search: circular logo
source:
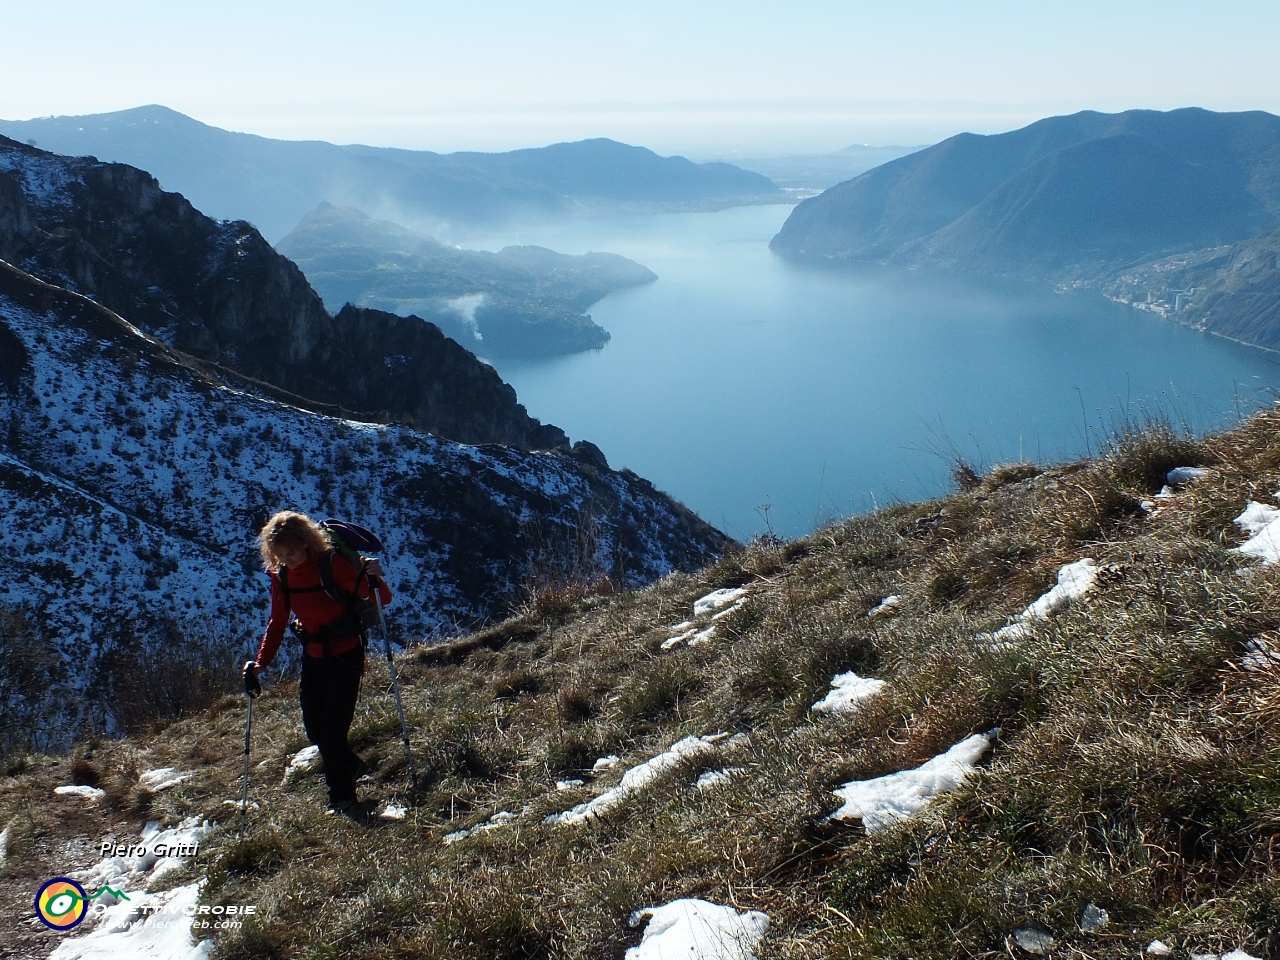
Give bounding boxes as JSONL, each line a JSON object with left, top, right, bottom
{"left": 35, "top": 877, "right": 89, "bottom": 930}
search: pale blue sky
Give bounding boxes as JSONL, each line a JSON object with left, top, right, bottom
{"left": 3, "top": 1, "right": 1277, "bottom": 155}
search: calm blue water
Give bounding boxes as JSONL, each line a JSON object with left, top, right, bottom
{"left": 465, "top": 205, "right": 1280, "bottom": 541}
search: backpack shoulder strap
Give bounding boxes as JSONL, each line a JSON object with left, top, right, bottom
{"left": 323, "top": 550, "right": 370, "bottom": 602}
{"left": 278, "top": 567, "right": 290, "bottom": 608}
{"left": 317, "top": 552, "right": 338, "bottom": 602}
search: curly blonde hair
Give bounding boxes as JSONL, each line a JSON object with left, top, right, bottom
{"left": 258, "top": 510, "right": 331, "bottom": 572}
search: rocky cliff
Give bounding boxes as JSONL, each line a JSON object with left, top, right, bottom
{"left": 0, "top": 135, "right": 566, "bottom": 449}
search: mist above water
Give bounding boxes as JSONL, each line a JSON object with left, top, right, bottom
{"left": 466, "top": 205, "right": 1279, "bottom": 541}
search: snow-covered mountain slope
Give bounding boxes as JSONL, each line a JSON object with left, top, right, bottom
{"left": 0, "top": 259, "right": 730, "bottom": 743}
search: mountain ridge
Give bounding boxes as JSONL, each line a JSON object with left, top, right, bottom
{"left": 771, "top": 108, "right": 1280, "bottom": 280}
{"left": 0, "top": 105, "right": 784, "bottom": 242}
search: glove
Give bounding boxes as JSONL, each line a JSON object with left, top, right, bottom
{"left": 242, "top": 661, "right": 262, "bottom": 698}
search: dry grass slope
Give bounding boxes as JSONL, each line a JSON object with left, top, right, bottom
{"left": 5, "top": 412, "right": 1280, "bottom": 958}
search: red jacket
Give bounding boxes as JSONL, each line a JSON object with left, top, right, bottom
{"left": 255, "top": 552, "right": 392, "bottom": 669}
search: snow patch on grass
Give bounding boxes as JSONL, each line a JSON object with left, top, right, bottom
{"left": 49, "top": 818, "right": 213, "bottom": 960}
{"left": 983, "top": 559, "right": 1099, "bottom": 642}
{"left": 830, "top": 731, "right": 995, "bottom": 833}
{"left": 54, "top": 785, "right": 105, "bottom": 801}
{"left": 139, "top": 768, "right": 191, "bottom": 792}
{"left": 626, "top": 899, "right": 769, "bottom": 960}
{"left": 47, "top": 881, "right": 211, "bottom": 960}
{"left": 1234, "top": 499, "right": 1280, "bottom": 564}
{"left": 811, "top": 672, "right": 886, "bottom": 715}
{"left": 868, "top": 595, "right": 901, "bottom": 617}
{"left": 694, "top": 588, "right": 747, "bottom": 617}
{"left": 282, "top": 746, "right": 321, "bottom": 784}
{"left": 548, "top": 735, "right": 724, "bottom": 826}
{"left": 380, "top": 803, "right": 407, "bottom": 820}
{"left": 443, "top": 810, "right": 518, "bottom": 844}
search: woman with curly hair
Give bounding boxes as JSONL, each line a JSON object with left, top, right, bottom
{"left": 243, "top": 510, "right": 391, "bottom": 813}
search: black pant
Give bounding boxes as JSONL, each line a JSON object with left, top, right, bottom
{"left": 299, "top": 645, "right": 364, "bottom": 804}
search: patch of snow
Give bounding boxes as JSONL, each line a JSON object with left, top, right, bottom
{"left": 984, "top": 559, "right": 1098, "bottom": 642}
{"left": 1167, "top": 466, "right": 1210, "bottom": 485}
{"left": 1234, "top": 501, "right": 1280, "bottom": 564}
{"left": 442, "top": 810, "right": 517, "bottom": 844}
{"left": 380, "top": 803, "right": 407, "bottom": 820}
{"left": 282, "top": 745, "right": 321, "bottom": 784}
{"left": 1146, "top": 942, "right": 1172, "bottom": 956}
{"left": 711, "top": 598, "right": 747, "bottom": 620}
{"left": 47, "top": 881, "right": 212, "bottom": 960}
{"left": 1222, "top": 951, "right": 1263, "bottom": 960}
{"left": 811, "top": 672, "right": 886, "bottom": 715}
{"left": 830, "top": 731, "right": 995, "bottom": 833}
{"left": 696, "top": 768, "right": 743, "bottom": 791}
{"left": 592, "top": 755, "right": 620, "bottom": 773}
{"left": 1024, "top": 559, "right": 1098, "bottom": 620}
{"left": 0, "top": 823, "right": 9, "bottom": 864}
{"left": 48, "top": 818, "right": 212, "bottom": 959}
{"left": 693, "top": 588, "right": 747, "bottom": 617}
{"left": 556, "top": 779, "right": 584, "bottom": 790}
{"left": 77, "top": 819, "right": 210, "bottom": 897}
{"left": 661, "top": 628, "right": 697, "bottom": 650}
{"left": 687, "top": 625, "right": 717, "bottom": 647}
{"left": 868, "top": 595, "right": 901, "bottom": 617}
{"left": 54, "top": 785, "right": 105, "bottom": 800}
{"left": 626, "top": 899, "right": 769, "bottom": 960}
{"left": 139, "top": 768, "right": 190, "bottom": 792}
{"left": 549, "top": 735, "right": 724, "bottom": 826}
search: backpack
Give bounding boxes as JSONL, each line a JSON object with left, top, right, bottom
{"left": 278, "top": 519, "right": 386, "bottom": 652}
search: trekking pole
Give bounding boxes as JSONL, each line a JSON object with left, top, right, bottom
{"left": 373, "top": 584, "right": 419, "bottom": 790}
{"left": 240, "top": 694, "right": 253, "bottom": 824}
{"left": 240, "top": 662, "right": 262, "bottom": 827}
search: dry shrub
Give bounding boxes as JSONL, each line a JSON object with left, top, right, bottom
{"left": 981, "top": 461, "right": 1042, "bottom": 491}
{"left": 1105, "top": 420, "right": 1208, "bottom": 493}
{"left": 952, "top": 460, "right": 983, "bottom": 493}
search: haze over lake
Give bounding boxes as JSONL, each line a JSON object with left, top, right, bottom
{"left": 463, "top": 205, "right": 1279, "bottom": 541}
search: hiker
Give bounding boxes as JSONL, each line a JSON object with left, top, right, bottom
{"left": 242, "top": 510, "right": 391, "bottom": 813}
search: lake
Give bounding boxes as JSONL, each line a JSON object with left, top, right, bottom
{"left": 464, "top": 205, "right": 1280, "bottom": 541}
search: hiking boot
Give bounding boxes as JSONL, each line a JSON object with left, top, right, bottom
{"left": 326, "top": 799, "right": 357, "bottom": 816}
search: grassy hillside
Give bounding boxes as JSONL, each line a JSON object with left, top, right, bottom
{"left": 6, "top": 410, "right": 1280, "bottom": 958}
